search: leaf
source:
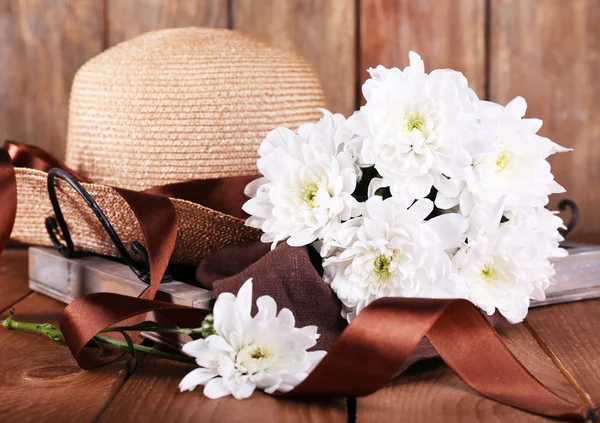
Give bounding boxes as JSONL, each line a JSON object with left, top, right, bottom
{"left": 119, "top": 330, "right": 139, "bottom": 376}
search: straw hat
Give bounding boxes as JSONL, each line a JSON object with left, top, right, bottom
{"left": 10, "top": 27, "right": 325, "bottom": 264}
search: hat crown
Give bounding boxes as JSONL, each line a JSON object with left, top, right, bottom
{"left": 65, "top": 27, "right": 325, "bottom": 190}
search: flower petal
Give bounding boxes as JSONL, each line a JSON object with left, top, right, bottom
{"left": 255, "top": 295, "right": 278, "bottom": 321}
{"left": 181, "top": 338, "right": 208, "bottom": 358}
{"left": 229, "top": 380, "right": 257, "bottom": 400}
{"left": 426, "top": 213, "right": 469, "bottom": 250}
{"left": 203, "top": 377, "right": 231, "bottom": 399}
{"left": 407, "top": 173, "right": 434, "bottom": 200}
{"left": 505, "top": 96, "right": 527, "bottom": 118}
{"left": 206, "top": 335, "right": 235, "bottom": 353}
{"left": 179, "top": 368, "right": 218, "bottom": 392}
{"left": 409, "top": 199, "right": 433, "bottom": 221}
{"left": 277, "top": 308, "right": 296, "bottom": 328}
{"left": 235, "top": 279, "right": 254, "bottom": 318}
{"left": 408, "top": 51, "right": 424, "bottom": 73}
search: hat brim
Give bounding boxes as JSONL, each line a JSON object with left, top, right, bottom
{"left": 11, "top": 168, "right": 261, "bottom": 265}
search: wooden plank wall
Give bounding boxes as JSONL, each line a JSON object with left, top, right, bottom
{"left": 489, "top": 0, "right": 600, "bottom": 240}
{"left": 1, "top": 0, "right": 598, "bottom": 241}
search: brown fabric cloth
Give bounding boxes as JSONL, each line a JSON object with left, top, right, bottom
{"left": 196, "top": 241, "right": 347, "bottom": 351}
{"left": 195, "top": 240, "right": 501, "bottom": 367}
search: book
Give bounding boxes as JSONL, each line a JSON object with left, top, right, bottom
{"left": 28, "top": 243, "right": 600, "bottom": 350}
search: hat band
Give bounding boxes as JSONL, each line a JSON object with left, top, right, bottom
{"left": 2, "top": 140, "right": 255, "bottom": 220}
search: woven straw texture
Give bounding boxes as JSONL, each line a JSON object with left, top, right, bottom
{"left": 65, "top": 27, "right": 325, "bottom": 190}
{"left": 10, "top": 27, "right": 326, "bottom": 264}
{"left": 12, "top": 168, "right": 261, "bottom": 265}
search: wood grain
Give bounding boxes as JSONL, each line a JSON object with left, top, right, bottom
{"left": 526, "top": 300, "right": 600, "bottom": 402}
{"left": 358, "top": 364, "right": 554, "bottom": 422}
{"left": 0, "top": 0, "right": 104, "bottom": 159}
{"left": 97, "top": 356, "right": 347, "bottom": 423}
{"left": 107, "top": 0, "right": 228, "bottom": 46}
{"left": 0, "top": 293, "right": 129, "bottom": 422}
{"left": 232, "top": 0, "right": 356, "bottom": 117}
{"left": 489, "top": 0, "right": 600, "bottom": 239}
{"left": 356, "top": 316, "right": 581, "bottom": 422}
{"left": 0, "top": 249, "right": 30, "bottom": 313}
{"left": 359, "top": 0, "right": 486, "bottom": 100}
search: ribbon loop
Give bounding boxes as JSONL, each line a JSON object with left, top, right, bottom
{"left": 58, "top": 184, "right": 178, "bottom": 369}
{"left": 57, "top": 290, "right": 594, "bottom": 421}
{"left": 288, "top": 297, "right": 586, "bottom": 420}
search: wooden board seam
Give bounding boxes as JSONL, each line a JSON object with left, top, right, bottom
{"left": 523, "top": 318, "right": 594, "bottom": 407}
{"left": 0, "top": 291, "right": 32, "bottom": 316}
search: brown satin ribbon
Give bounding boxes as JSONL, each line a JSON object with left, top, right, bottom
{"left": 0, "top": 141, "right": 596, "bottom": 420}
{"left": 1, "top": 140, "right": 255, "bottom": 218}
{"left": 54, "top": 292, "right": 591, "bottom": 420}
{"left": 60, "top": 187, "right": 178, "bottom": 369}
{"left": 5, "top": 141, "right": 87, "bottom": 181}
{"left": 145, "top": 177, "right": 256, "bottom": 220}
{"left": 0, "top": 148, "right": 17, "bottom": 255}
{"left": 289, "top": 298, "right": 589, "bottom": 420}
{"left": 0, "top": 140, "right": 245, "bottom": 365}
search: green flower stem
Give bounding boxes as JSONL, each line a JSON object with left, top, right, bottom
{"left": 93, "top": 335, "right": 195, "bottom": 364}
{"left": 1, "top": 313, "right": 62, "bottom": 341}
{"left": 1, "top": 309, "right": 202, "bottom": 365}
{"left": 100, "top": 326, "right": 204, "bottom": 336}
{"left": 102, "top": 313, "right": 215, "bottom": 338}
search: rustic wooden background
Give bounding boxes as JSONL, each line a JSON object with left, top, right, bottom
{"left": 1, "top": 0, "right": 598, "bottom": 241}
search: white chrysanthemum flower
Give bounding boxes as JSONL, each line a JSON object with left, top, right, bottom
{"left": 347, "top": 51, "right": 484, "bottom": 204}
{"left": 179, "top": 279, "right": 326, "bottom": 400}
{"left": 453, "top": 202, "right": 567, "bottom": 323}
{"left": 321, "top": 196, "right": 469, "bottom": 322}
{"left": 243, "top": 112, "right": 361, "bottom": 248}
{"left": 438, "top": 97, "right": 569, "bottom": 213}
{"left": 298, "top": 109, "right": 365, "bottom": 179}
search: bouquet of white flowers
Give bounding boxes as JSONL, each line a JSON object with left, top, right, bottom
{"left": 243, "top": 52, "right": 569, "bottom": 324}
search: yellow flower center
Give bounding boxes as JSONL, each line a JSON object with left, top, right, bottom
{"left": 301, "top": 183, "right": 319, "bottom": 207}
{"left": 481, "top": 264, "right": 497, "bottom": 281}
{"left": 249, "top": 346, "right": 270, "bottom": 359}
{"left": 405, "top": 112, "right": 426, "bottom": 133}
{"left": 234, "top": 344, "right": 276, "bottom": 375}
{"left": 495, "top": 151, "right": 512, "bottom": 172}
{"left": 373, "top": 255, "right": 391, "bottom": 279}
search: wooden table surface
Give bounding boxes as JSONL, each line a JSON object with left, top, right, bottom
{"left": 0, "top": 249, "right": 599, "bottom": 423}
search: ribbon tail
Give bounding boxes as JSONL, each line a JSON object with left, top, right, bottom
{"left": 59, "top": 187, "right": 178, "bottom": 369}
{"left": 57, "top": 275, "right": 592, "bottom": 420}
{"left": 59, "top": 293, "right": 210, "bottom": 369}
{"left": 287, "top": 297, "right": 589, "bottom": 421}
{"left": 427, "top": 301, "right": 588, "bottom": 420}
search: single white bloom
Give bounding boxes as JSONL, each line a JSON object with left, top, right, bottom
{"left": 299, "top": 109, "right": 366, "bottom": 179}
{"left": 179, "top": 279, "right": 326, "bottom": 399}
{"left": 438, "top": 97, "right": 569, "bottom": 213}
{"left": 243, "top": 112, "right": 361, "bottom": 248}
{"left": 321, "top": 196, "right": 468, "bottom": 322}
{"left": 503, "top": 206, "right": 568, "bottom": 299}
{"left": 453, "top": 201, "right": 567, "bottom": 323}
{"left": 347, "top": 51, "right": 484, "bottom": 204}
